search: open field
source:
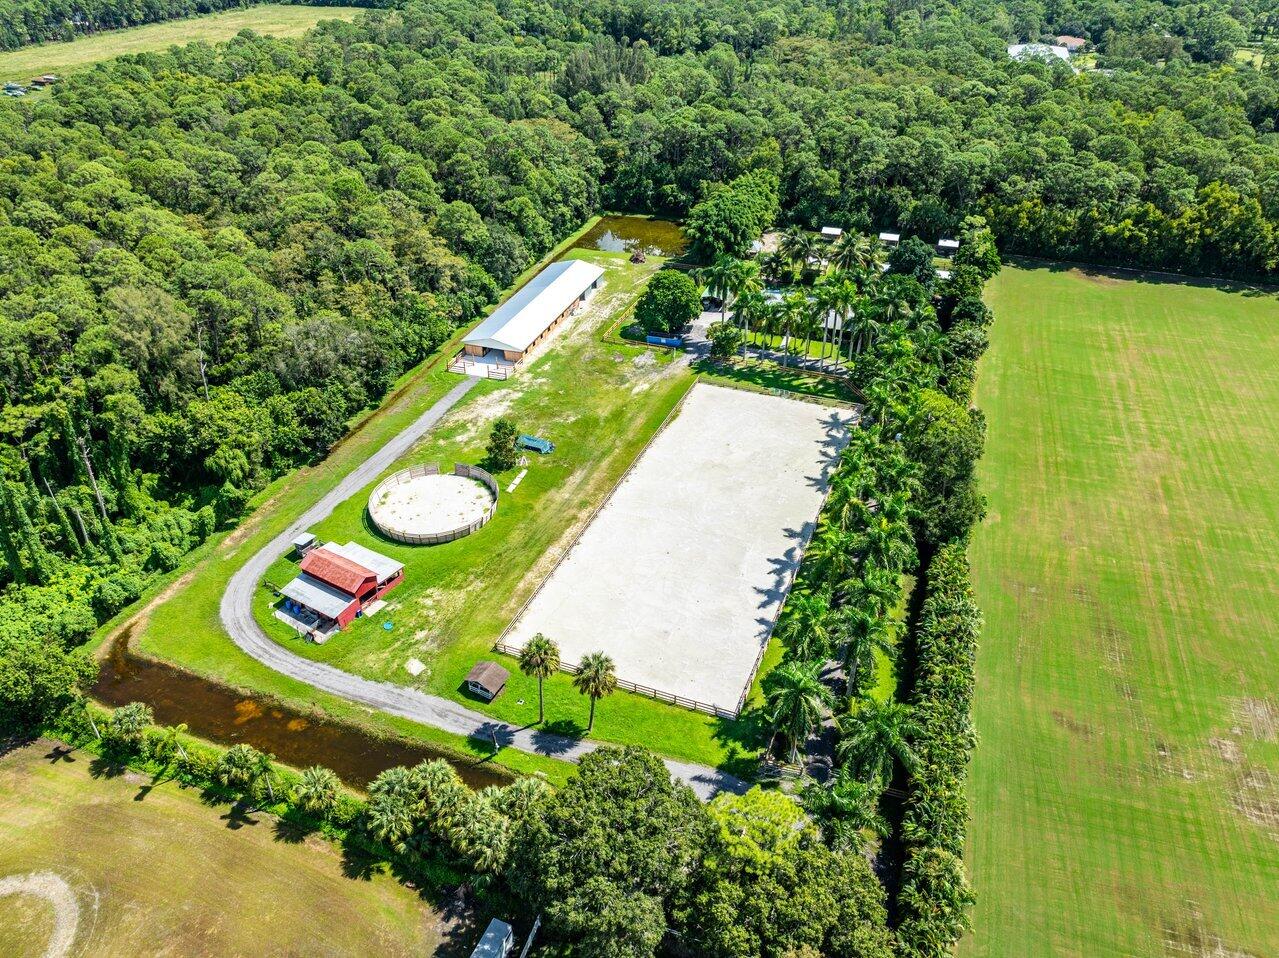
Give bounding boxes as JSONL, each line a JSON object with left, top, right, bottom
{"left": 506, "top": 382, "right": 853, "bottom": 713}
{"left": 0, "top": 740, "right": 449, "bottom": 957}
{"left": 0, "top": 6, "right": 361, "bottom": 83}
{"left": 252, "top": 250, "right": 771, "bottom": 772}
{"left": 965, "top": 264, "right": 1279, "bottom": 957}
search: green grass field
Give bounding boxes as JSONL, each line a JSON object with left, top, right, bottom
{"left": 0, "top": 740, "right": 447, "bottom": 957}
{"left": 0, "top": 5, "right": 361, "bottom": 83}
{"left": 964, "top": 263, "right": 1279, "bottom": 957}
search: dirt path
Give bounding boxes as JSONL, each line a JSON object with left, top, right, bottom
{"left": 218, "top": 376, "right": 746, "bottom": 800}
{"left": 0, "top": 872, "right": 79, "bottom": 958}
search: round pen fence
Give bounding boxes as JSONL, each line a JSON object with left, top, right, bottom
{"left": 368, "top": 463, "right": 499, "bottom": 545}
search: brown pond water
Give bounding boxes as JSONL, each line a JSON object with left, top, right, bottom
{"left": 572, "top": 215, "right": 687, "bottom": 257}
{"left": 93, "top": 630, "right": 510, "bottom": 790}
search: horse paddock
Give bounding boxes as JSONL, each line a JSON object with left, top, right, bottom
{"left": 503, "top": 382, "right": 855, "bottom": 714}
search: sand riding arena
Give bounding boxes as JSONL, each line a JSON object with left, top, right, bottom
{"left": 368, "top": 464, "right": 499, "bottom": 545}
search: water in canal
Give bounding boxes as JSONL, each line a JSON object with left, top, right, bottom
{"left": 572, "top": 215, "right": 687, "bottom": 257}
{"left": 93, "top": 629, "right": 510, "bottom": 790}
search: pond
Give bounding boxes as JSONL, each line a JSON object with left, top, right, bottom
{"left": 93, "top": 629, "right": 511, "bottom": 791}
{"left": 572, "top": 215, "right": 687, "bottom": 258}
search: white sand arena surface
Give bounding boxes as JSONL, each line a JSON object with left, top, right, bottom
{"left": 372, "top": 474, "right": 493, "bottom": 537}
{"left": 506, "top": 383, "right": 856, "bottom": 712}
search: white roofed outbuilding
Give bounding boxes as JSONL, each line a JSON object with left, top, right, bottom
{"left": 459, "top": 259, "right": 604, "bottom": 369}
{"left": 326, "top": 540, "right": 403, "bottom": 585}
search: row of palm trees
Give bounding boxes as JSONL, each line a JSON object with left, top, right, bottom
{"left": 697, "top": 229, "right": 927, "bottom": 371}
{"left": 518, "top": 632, "right": 616, "bottom": 732}
{"left": 763, "top": 406, "right": 926, "bottom": 852}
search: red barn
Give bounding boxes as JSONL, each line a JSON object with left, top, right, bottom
{"left": 278, "top": 541, "right": 404, "bottom": 637}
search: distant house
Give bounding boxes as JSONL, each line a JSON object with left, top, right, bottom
{"left": 1008, "top": 42, "right": 1072, "bottom": 64}
{"left": 470, "top": 918, "right": 515, "bottom": 958}
{"left": 819, "top": 226, "right": 843, "bottom": 241}
{"left": 1056, "top": 35, "right": 1088, "bottom": 51}
{"left": 465, "top": 661, "right": 510, "bottom": 701}
{"left": 454, "top": 259, "right": 604, "bottom": 378}
{"left": 276, "top": 542, "right": 403, "bottom": 638}
{"left": 878, "top": 231, "right": 901, "bottom": 246}
{"left": 937, "top": 238, "right": 960, "bottom": 256}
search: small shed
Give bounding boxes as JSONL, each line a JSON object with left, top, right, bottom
{"left": 937, "top": 238, "right": 960, "bottom": 255}
{"left": 466, "top": 661, "right": 510, "bottom": 701}
{"left": 819, "top": 226, "right": 843, "bottom": 241}
{"left": 292, "top": 532, "right": 318, "bottom": 557}
{"left": 936, "top": 268, "right": 953, "bottom": 280}
{"left": 470, "top": 918, "right": 515, "bottom": 958}
{"left": 878, "top": 231, "right": 901, "bottom": 245}
{"left": 1056, "top": 35, "right": 1087, "bottom": 51}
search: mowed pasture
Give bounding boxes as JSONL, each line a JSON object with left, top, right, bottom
{"left": 965, "top": 264, "right": 1279, "bottom": 957}
{"left": 0, "top": 5, "right": 361, "bottom": 83}
{"left": 0, "top": 741, "right": 445, "bottom": 957}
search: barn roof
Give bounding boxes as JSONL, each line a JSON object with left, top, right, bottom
{"left": 463, "top": 259, "right": 604, "bottom": 354}
{"left": 326, "top": 541, "right": 402, "bottom": 584}
{"left": 280, "top": 573, "right": 357, "bottom": 619}
{"left": 300, "top": 547, "right": 376, "bottom": 595}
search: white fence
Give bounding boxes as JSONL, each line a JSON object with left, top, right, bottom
{"left": 368, "top": 463, "right": 500, "bottom": 545}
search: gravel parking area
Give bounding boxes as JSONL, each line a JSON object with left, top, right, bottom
{"left": 505, "top": 383, "right": 855, "bottom": 712}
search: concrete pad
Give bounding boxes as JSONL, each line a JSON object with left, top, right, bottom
{"left": 404, "top": 657, "right": 426, "bottom": 677}
{"left": 505, "top": 383, "right": 855, "bottom": 712}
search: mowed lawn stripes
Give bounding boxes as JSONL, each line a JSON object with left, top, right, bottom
{"left": 964, "top": 264, "right": 1279, "bottom": 958}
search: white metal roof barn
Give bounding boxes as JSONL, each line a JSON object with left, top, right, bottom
{"left": 463, "top": 258, "right": 604, "bottom": 355}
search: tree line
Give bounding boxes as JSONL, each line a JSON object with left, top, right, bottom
{"left": 0, "top": 0, "right": 392, "bottom": 52}
{"left": 53, "top": 696, "right": 898, "bottom": 958}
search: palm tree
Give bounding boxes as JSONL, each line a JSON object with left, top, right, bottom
{"left": 108, "top": 701, "right": 153, "bottom": 752}
{"left": 778, "top": 291, "right": 808, "bottom": 366}
{"left": 838, "top": 698, "right": 920, "bottom": 786}
{"left": 807, "top": 525, "right": 862, "bottom": 589}
{"left": 519, "top": 633, "right": 560, "bottom": 724}
{"left": 149, "top": 722, "right": 189, "bottom": 770}
{"left": 293, "top": 765, "right": 340, "bottom": 817}
{"left": 764, "top": 659, "right": 833, "bottom": 764}
{"left": 774, "top": 590, "right": 834, "bottom": 661}
{"left": 697, "top": 255, "right": 738, "bottom": 327}
{"left": 727, "top": 258, "right": 762, "bottom": 355}
{"left": 572, "top": 652, "right": 617, "bottom": 732}
{"left": 816, "top": 274, "right": 859, "bottom": 369}
{"left": 759, "top": 251, "right": 787, "bottom": 286}
{"left": 830, "top": 232, "right": 881, "bottom": 278}
{"left": 856, "top": 514, "right": 917, "bottom": 574}
{"left": 367, "top": 766, "right": 418, "bottom": 850}
{"left": 803, "top": 766, "right": 890, "bottom": 852}
{"left": 733, "top": 287, "right": 767, "bottom": 359}
{"left": 855, "top": 564, "right": 902, "bottom": 617}
{"left": 217, "top": 743, "right": 276, "bottom": 803}
{"left": 835, "top": 606, "right": 896, "bottom": 698}
{"left": 779, "top": 226, "right": 820, "bottom": 281}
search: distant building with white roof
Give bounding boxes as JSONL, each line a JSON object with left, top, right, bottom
{"left": 455, "top": 259, "right": 604, "bottom": 377}
{"left": 819, "top": 226, "right": 843, "bottom": 240}
{"left": 1008, "top": 42, "right": 1072, "bottom": 64}
{"left": 878, "top": 231, "right": 901, "bottom": 245}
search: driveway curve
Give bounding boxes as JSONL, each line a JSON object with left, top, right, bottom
{"left": 0, "top": 872, "right": 80, "bottom": 958}
{"left": 220, "top": 377, "right": 747, "bottom": 799}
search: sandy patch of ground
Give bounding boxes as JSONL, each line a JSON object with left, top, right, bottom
{"left": 505, "top": 382, "right": 855, "bottom": 712}
{"left": 0, "top": 872, "right": 80, "bottom": 958}
{"left": 370, "top": 474, "right": 493, "bottom": 538}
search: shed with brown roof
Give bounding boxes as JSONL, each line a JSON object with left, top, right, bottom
{"left": 465, "top": 661, "right": 510, "bottom": 701}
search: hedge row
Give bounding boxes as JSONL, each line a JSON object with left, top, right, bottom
{"left": 896, "top": 542, "right": 981, "bottom": 956}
